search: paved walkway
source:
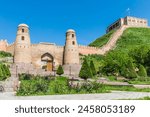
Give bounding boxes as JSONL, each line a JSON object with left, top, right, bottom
{"left": 0, "top": 91, "right": 150, "bottom": 100}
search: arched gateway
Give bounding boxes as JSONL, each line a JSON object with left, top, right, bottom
{"left": 41, "top": 53, "right": 54, "bottom": 71}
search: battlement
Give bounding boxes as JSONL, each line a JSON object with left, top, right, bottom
{"left": 0, "top": 39, "right": 8, "bottom": 51}
{"left": 56, "top": 46, "right": 64, "bottom": 48}
{"left": 78, "top": 45, "right": 99, "bottom": 50}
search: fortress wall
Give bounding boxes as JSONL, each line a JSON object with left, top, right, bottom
{"left": 78, "top": 45, "right": 103, "bottom": 55}
{"left": 31, "top": 44, "right": 64, "bottom": 68}
{"left": 6, "top": 43, "right": 15, "bottom": 55}
{"left": 0, "top": 40, "right": 8, "bottom": 52}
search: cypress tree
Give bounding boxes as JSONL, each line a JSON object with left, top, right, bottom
{"left": 56, "top": 65, "right": 64, "bottom": 76}
{"left": 79, "top": 59, "right": 93, "bottom": 80}
{"left": 128, "top": 61, "right": 137, "bottom": 79}
{"left": 138, "top": 64, "right": 147, "bottom": 77}
{"left": 90, "top": 60, "right": 97, "bottom": 76}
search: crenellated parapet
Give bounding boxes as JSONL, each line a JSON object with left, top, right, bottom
{"left": 78, "top": 45, "right": 102, "bottom": 55}
{"left": 0, "top": 39, "right": 8, "bottom": 51}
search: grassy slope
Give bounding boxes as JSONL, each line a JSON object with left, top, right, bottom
{"left": 87, "top": 27, "right": 150, "bottom": 74}
{"left": 89, "top": 30, "right": 115, "bottom": 47}
{"left": 89, "top": 27, "right": 150, "bottom": 52}
{"left": 115, "top": 27, "right": 150, "bottom": 52}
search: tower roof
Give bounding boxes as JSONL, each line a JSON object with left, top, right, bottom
{"left": 18, "top": 23, "right": 29, "bottom": 28}
{"left": 66, "top": 29, "right": 75, "bottom": 33}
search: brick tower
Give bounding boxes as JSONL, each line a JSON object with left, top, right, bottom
{"left": 64, "top": 29, "right": 80, "bottom": 65}
{"left": 14, "top": 24, "right": 31, "bottom": 64}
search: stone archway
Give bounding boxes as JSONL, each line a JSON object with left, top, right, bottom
{"left": 41, "top": 53, "right": 54, "bottom": 71}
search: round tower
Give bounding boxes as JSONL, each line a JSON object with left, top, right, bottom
{"left": 64, "top": 29, "right": 80, "bottom": 65}
{"left": 14, "top": 24, "right": 31, "bottom": 64}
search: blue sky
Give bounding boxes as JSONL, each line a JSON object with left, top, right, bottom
{"left": 0, "top": 0, "right": 150, "bottom": 45}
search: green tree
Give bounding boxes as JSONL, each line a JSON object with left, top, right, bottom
{"left": 138, "top": 65, "right": 147, "bottom": 77}
{"left": 90, "top": 60, "right": 97, "bottom": 76}
{"left": 79, "top": 59, "right": 93, "bottom": 80}
{"left": 56, "top": 65, "right": 64, "bottom": 76}
{"left": 127, "top": 61, "right": 137, "bottom": 79}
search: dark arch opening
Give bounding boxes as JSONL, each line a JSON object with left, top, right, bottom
{"left": 41, "top": 53, "right": 54, "bottom": 71}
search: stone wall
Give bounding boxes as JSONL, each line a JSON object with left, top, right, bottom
{"left": 31, "top": 44, "right": 64, "bottom": 68}
{"left": 0, "top": 40, "right": 8, "bottom": 51}
{"left": 78, "top": 45, "right": 102, "bottom": 55}
{"left": 6, "top": 43, "right": 15, "bottom": 55}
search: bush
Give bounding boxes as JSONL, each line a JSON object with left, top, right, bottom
{"left": 138, "top": 65, "right": 147, "bottom": 77}
{"left": 0, "top": 63, "right": 10, "bottom": 81}
{"left": 56, "top": 65, "right": 64, "bottom": 75}
{"left": 17, "top": 77, "right": 49, "bottom": 96}
{"left": 90, "top": 60, "right": 97, "bottom": 76}
{"left": 79, "top": 59, "right": 93, "bottom": 80}
{"left": 0, "top": 51, "right": 12, "bottom": 58}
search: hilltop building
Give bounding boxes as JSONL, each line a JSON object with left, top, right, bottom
{"left": 107, "top": 16, "right": 148, "bottom": 33}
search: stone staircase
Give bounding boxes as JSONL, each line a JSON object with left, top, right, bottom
{"left": 100, "top": 25, "right": 128, "bottom": 54}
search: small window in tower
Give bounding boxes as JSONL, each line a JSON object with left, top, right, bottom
{"left": 72, "top": 41, "right": 75, "bottom": 45}
{"left": 21, "top": 36, "right": 25, "bottom": 41}
{"left": 22, "top": 29, "right": 24, "bottom": 33}
{"left": 72, "top": 34, "right": 74, "bottom": 38}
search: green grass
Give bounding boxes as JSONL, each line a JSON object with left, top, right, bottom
{"left": 89, "top": 30, "right": 115, "bottom": 47}
{"left": 135, "top": 96, "right": 150, "bottom": 100}
{"left": 104, "top": 85, "right": 150, "bottom": 92}
{"left": 128, "top": 81, "right": 150, "bottom": 85}
{"left": 115, "top": 27, "right": 150, "bottom": 52}
{"left": 120, "top": 96, "right": 150, "bottom": 100}
{"left": 17, "top": 75, "right": 110, "bottom": 96}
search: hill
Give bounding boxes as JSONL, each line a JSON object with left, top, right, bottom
{"left": 89, "top": 27, "right": 150, "bottom": 52}
{"left": 115, "top": 27, "right": 150, "bottom": 52}
{"left": 89, "top": 30, "right": 115, "bottom": 47}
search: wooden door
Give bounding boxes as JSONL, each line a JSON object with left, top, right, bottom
{"left": 47, "top": 61, "right": 53, "bottom": 71}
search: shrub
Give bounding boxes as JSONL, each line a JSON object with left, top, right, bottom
{"left": 17, "top": 77, "right": 49, "bottom": 95}
{"left": 79, "top": 59, "right": 93, "bottom": 80}
{"left": 138, "top": 65, "right": 147, "bottom": 77}
{"left": 0, "top": 63, "right": 10, "bottom": 81}
{"left": 56, "top": 65, "right": 64, "bottom": 75}
{"left": 0, "top": 51, "right": 12, "bottom": 58}
{"left": 90, "top": 60, "right": 97, "bottom": 76}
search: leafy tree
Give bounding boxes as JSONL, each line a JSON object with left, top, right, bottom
{"left": 0, "top": 51, "right": 12, "bottom": 58}
{"left": 79, "top": 59, "right": 93, "bottom": 80}
{"left": 138, "top": 64, "right": 147, "bottom": 77}
{"left": 0, "top": 64, "right": 4, "bottom": 80}
{"left": 56, "top": 65, "right": 64, "bottom": 76}
{"left": 127, "top": 60, "right": 137, "bottom": 79}
{"left": 3, "top": 64, "right": 10, "bottom": 77}
{"left": 129, "top": 45, "right": 150, "bottom": 65}
{"left": 90, "top": 60, "right": 97, "bottom": 76}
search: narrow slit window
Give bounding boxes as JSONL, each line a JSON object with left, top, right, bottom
{"left": 72, "top": 41, "right": 75, "bottom": 45}
{"left": 22, "top": 29, "right": 24, "bottom": 33}
{"left": 72, "top": 34, "right": 74, "bottom": 38}
{"left": 22, "top": 36, "right": 25, "bottom": 41}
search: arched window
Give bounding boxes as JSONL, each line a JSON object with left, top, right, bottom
{"left": 72, "top": 34, "right": 74, "bottom": 38}
{"left": 21, "top": 36, "right": 25, "bottom": 41}
{"left": 22, "top": 29, "right": 24, "bottom": 33}
{"left": 72, "top": 41, "right": 75, "bottom": 45}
